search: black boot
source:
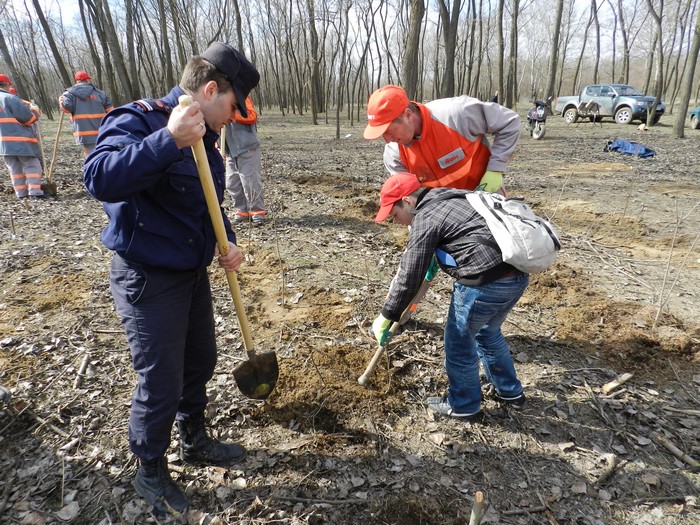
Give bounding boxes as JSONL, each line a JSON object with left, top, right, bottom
{"left": 133, "top": 457, "right": 189, "bottom": 517}
{"left": 178, "top": 413, "right": 246, "bottom": 467}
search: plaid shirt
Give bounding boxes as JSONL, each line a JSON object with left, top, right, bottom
{"left": 381, "top": 188, "right": 505, "bottom": 321}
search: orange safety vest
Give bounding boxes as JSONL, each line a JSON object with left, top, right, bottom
{"left": 398, "top": 103, "right": 491, "bottom": 190}
{"left": 235, "top": 97, "right": 257, "bottom": 125}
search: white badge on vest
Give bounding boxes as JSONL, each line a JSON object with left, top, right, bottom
{"left": 437, "top": 147, "right": 465, "bottom": 169}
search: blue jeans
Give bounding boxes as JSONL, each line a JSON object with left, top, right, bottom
{"left": 444, "top": 272, "right": 529, "bottom": 414}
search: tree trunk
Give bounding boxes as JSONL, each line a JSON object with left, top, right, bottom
{"left": 673, "top": 0, "right": 700, "bottom": 138}
{"left": 0, "top": 29, "right": 29, "bottom": 99}
{"left": 497, "top": 0, "right": 504, "bottom": 101}
{"left": 157, "top": 0, "right": 175, "bottom": 90}
{"left": 644, "top": 0, "right": 663, "bottom": 127}
{"left": 591, "top": 0, "right": 601, "bottom": 84}
{"left": 437, "top": 0, "right": 463, "bottom": 98}
{"left": 306, "top": 0, "right": 321, "bottom": 124}
{"left": 30, "top": 0, "right": 72, "bottom": 88}
{"left": 402, "top": 0, "right": 426, "bottom": 99}
{"left": 544, "top": 0, "right": 564, "bottom": 100}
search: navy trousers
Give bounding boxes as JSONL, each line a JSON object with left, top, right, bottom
{"left": 110, "top": 254, "right": 217, "bottom": 460}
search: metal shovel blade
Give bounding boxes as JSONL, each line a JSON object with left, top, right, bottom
{"left": 233, "top": 350, "right": 279, "bottom": 400}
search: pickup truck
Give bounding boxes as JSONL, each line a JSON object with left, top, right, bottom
{"left": 552, "top": 84, "right": 665, "bottom": 125}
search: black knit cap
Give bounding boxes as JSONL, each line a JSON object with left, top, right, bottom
{"left": 200, "top": 42, "right": 260, "bottom": 117}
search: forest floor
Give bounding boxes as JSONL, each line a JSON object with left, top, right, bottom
{"left": 1, "top": 108, "right": 699, "bottom": 525}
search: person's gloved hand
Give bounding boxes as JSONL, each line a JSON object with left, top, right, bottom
{"left": 371, "top": 314, "right": 393, "bottom": 346}
{"left": 425, "top": 255, "right": 440, "bottom": 282}
{"left": 476, "top": 170, "right": 503, "bottom": 192}
{"left": 29, "top": 102, "right": 41, "bottom": 114}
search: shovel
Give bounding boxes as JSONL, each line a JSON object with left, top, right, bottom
{"left": 43, "top": 111, "right": 64, "bottom": 196}
{"left": 179, "top": 95, "right": 278, "bottom": 400}
{"left": 358, "top": 278, "right": 432, "bottom": 386}
{"left": 32, "top": 101, "right": 57, "bottom": 196}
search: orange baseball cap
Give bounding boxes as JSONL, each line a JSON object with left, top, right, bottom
{"left": 363, "top": 85, "right": 409, "bottom": 140}
{"left": 0, "top": 74, "right": 13, "bottom": 85}
{"left": 75, "top": 71, "right": 92, "bottom": 81}
{"left": 375, "top": 172, "right": 421, "bottom": 222}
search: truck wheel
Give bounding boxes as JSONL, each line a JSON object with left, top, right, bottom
{"left": 690, "top": 115, "right": 699, "bottom": 130}
{"left": 614, "top": 107, "right": 634, "bottom": 125}
{"left": 563, "top": 108, "right": 578, "bottom": 124}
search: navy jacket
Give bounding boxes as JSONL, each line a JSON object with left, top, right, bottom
{"left": 84, "top": 86, "right": 236, "bottom": 270}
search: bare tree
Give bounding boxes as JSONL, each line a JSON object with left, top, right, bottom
{"left": 436, "top": 0, "right": 463, "bottom": 97}
{"left": 645, "top": 0, "right": 664, "bottom": 126}
{"left": 30, "top": 0, "right": 72, "bottom": 89}
{"left": 402, "top": 0, "right": 426, "bottom": 99}
{"left": 306, "top": 0, "right": 321, "bottom": 123}
{"left": 591, "top": 0, "right": 601, "bottom": 83}
{"left": 673, "top": 0, "right": 700, "bottom": 137}
{"left": 544, "top": 0, "right": 565, "bottom": 100}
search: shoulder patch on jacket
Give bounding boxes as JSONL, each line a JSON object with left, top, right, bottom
{"left": 133, "top": 98, "right": 171, "bottom": 114}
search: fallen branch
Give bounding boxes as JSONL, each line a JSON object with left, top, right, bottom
{"left": 73, "top": 354, "right": 90, "bottom": 389}
{"left": 468, "top": 491, "right": 484, "bottom": 525}
{"left": 602, "top": 373, "right": 634, "bottom": 395}
{"left": 502, "top": 505, "right": 547, "bottom": 516}
{"left": 664, "top": 406, "right": 700, "bottom": 417}
{"left": 545, "top": 509, "right": 561, "bottom": 525}
{"left": 272, "top": 495, "right": 369, "bottom": 505}
{"left": 652, "top": 433, "right": 700, "bottom": 469}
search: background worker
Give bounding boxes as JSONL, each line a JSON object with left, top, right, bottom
{"left": 59, "top": 71, "right": 113, "bottom": 156}
{"left": 224, "top": 96, "right": 267, "bottom": 224}
{"left": 83, "top": 42, "right": 259, "bottom": 517}
{"left": 371, "top": 173, "right": 529, "bottom": 421}
{"left": 0, "top": 74, "right": 45, "bottom": 199}
{"left": 363, "top": 85, "right": 520, "bottom": 194}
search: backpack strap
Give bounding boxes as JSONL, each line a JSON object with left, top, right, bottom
{"left": 421, "top": 191, "right": 499, "bottom": 252}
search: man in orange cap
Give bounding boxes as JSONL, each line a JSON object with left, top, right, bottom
{"left": 370, "top": 172, "right": 528, "bottom": 422}
{"left": 0, "top": 74, "right": 45, "bottom": 199}
{"left": 363, "top": 85, "right": 520, "bottom": 194}
{"left": 59, "top": 71, "right": 113, "bottom": 156}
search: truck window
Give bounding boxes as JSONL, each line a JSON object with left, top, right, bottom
{"left": 585, "top": 86, "right": 601, "bottom": 96}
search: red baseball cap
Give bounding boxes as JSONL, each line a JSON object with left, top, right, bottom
{"left": 375, "top": 172, "right": 422, "bottom": 222}
{"left": 0, "top": 74, "right": 13, "bottom": 85}
{"left": 75, "top": 71, "right": 92, "bottom": 81}
{"left": 364, "top": 85, "right": 409, "bottom": 140}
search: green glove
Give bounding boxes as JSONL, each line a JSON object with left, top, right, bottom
{"left": 476, "top": 170, "right": 503, "bottom": 192}
{"left": 371, "top": 314, "right": 393, "bottom": 346}
{"left": 425, "top": 255, "right": 440, "bottom": 282}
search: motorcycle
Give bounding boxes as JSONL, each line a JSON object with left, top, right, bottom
{"left": 525, "top": 97, "right": 552, "bottom": 140}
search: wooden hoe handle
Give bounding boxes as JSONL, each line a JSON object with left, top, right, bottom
{"left": 178, "top": 95, "right": 254, "bottom": 353}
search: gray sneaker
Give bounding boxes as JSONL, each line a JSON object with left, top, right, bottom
{"left": 427, "top": 396, "right": 483, "bottom": 422}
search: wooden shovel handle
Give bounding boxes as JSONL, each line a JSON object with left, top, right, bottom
{"left": 358, "top": 322, "right": 399, "bottom": 386}
{"left": 47, "top": 112, "right": 65, "bottom": 184}
{"left": 179, "top": 95, "right": 254, "bottom": 353}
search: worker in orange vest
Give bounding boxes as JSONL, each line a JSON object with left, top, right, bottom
{"left": 224, "top": 96, "right": 266, "bottom": 225}
{"left": 0, "top": 74, "right": 45, "bottom": 199}
{"left": 59, "top": 71, "right": 114, "bottom": 156}
{"left": 363, "top": 85, "right": 520, "bottom": 194}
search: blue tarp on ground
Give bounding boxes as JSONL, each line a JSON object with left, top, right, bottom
{"left": 604, "top": 138, "right": 656, "bottom": 158}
